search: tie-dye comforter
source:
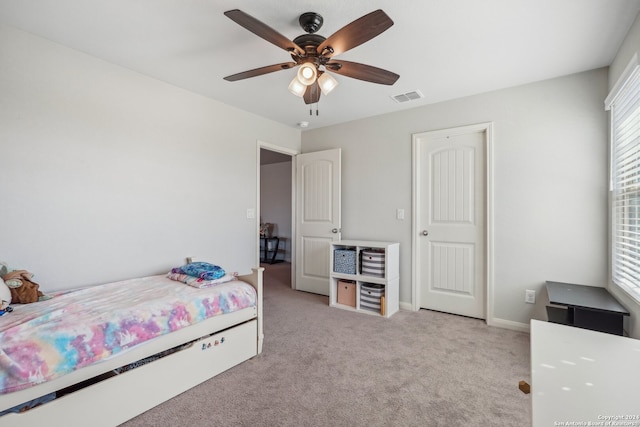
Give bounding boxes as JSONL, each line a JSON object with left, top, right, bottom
{"left": 0, "top": 275, "right": 257, "bottom": 394}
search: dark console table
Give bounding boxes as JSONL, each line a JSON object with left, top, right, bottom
{"left": 260, "top": 236, "right": 283, "bottom": 264}
{"left": 545, "top": 281, "right": 629, "bottom": 336}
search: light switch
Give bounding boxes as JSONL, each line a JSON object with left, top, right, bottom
{"left": 246, "top": 208, "right": 255, "bottom": 219}
{"left": 396, "top": 208, "right": 405, "bottom": 220}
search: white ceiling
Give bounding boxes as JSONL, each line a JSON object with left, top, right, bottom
{"left": 1, "top": 0, "right": 639, "bottom": 130}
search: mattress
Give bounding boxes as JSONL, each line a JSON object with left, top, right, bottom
{"left": 0, "top": 275, "right": 257, "bottom": 395}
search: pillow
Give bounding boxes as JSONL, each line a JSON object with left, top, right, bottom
{"left": 166, "top": 272, "right": 237, "bottom": 289}
{"left": 170, "top": 262, "right": 226, "bottom": 280}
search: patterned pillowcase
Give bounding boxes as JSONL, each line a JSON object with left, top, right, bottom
{"left": 170, "top": 262, "right": 226, "bottom": 280}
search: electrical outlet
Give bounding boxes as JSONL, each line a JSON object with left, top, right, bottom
{"left": 525, "top": 289, "right": 536, "bottom": 304}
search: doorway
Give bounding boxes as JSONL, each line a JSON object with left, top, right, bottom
{"left": 412, "top": 123, "right": 494, "bottom": 320}
{"left": 258, "top": 143, "right": 342, "bottom": 295}
{"left": 259, "top": 146, "right": 293, "bottom": 286}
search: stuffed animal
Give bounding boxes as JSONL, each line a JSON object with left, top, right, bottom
{"left": 0, "top": 262, "right": 46, "bottom": 304}
{"left": 0, "top": 277, "right": 11, "bottom": 310}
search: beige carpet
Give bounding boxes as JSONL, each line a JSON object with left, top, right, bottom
{"left": 123, "top": 263, "right": 531, "bottom": 426}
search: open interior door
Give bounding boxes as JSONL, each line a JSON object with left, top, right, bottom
{"left": 295, "top": 149, "right": 341, "bottom": 295}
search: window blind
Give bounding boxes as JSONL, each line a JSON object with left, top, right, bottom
{"left": 611, "top": 65, "right": 640, "bottom": 302}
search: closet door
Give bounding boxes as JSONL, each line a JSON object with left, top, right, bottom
{"left": 414, "top": 125, "right": 488, "bottom": 319}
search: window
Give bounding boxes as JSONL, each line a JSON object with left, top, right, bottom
{"left": 607, "top": 55, "right": 640, "bottom": 302}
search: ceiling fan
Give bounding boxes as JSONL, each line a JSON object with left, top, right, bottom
{"left": 223, "top": 9, "right": 400, "bottom": 106}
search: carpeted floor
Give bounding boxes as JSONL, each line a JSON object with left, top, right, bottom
{"left": 123, "top": 263, "right": 531, "bottom": 426}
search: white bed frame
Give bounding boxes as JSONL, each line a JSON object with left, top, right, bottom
{"left": 0, "top": 267, "right": 264, "bottom": 427}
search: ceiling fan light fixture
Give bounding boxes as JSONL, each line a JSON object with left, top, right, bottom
{"left": 288, "top": 76, "right": 307, "bottom": 97}
{"left": 318, "top": 72, "right": 338, "bottom": 95}
{"left": 297, "top": 63, "right": 317, "bottom": 86}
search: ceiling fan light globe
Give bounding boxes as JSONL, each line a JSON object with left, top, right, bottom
{"left": 297, "top": 63, "right": 317, "bottom": 86}
{"left": 318, "top": 72, "right": 338, "bottom": 95}
{"left": 300, "top": 66, "right": 314, "bottom": 79}
{"left": 288, "top": 77, "right": 306, "bottom": 97}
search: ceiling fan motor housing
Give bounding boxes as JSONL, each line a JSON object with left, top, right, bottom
{"left": 292, "top": 33, "right": 326, "bottom": 60}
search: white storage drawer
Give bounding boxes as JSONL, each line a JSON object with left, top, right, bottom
{"left": 360, "top": 283, "right": 385, "bottom": 313}
{"left": 360, "top": 249, "right": 385, "bottom": 277}
{"left": 333, "top": 249, "right": 357, "bottom": 274}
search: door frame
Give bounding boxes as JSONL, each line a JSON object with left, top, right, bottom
{"left": 257, "top": 140, "right": 299, "bottom": 289}
{"left": 411, "top": 122, "right": 495, "bottom": 324}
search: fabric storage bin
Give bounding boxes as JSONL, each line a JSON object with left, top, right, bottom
{"left": 334, "top": 249, "right": 357, "bottom": 274}
{"left": 337, "top": 280, "right": 356, "bottom": 307}
{"left": 360, "top": 249, "right": 385, "bottom": 277}
{"left": 360, "top": 283, "right": 385, "bottom": 313}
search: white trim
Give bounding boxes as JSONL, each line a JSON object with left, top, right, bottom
{"left": 605, "top": 52, "right": 639, "bottom": 110}
{"left": 256, "top": 143, "right": 262, "bottom": 267}
{"left": 258, "top": 140, "right": 298, "bottom": 157}
{"left": 411, "top": 135, "right": 419, "bottom": 310}
{"left": 399, "top": 301, "right": 413, "bottom": 311}
{"left": 290, "top": 155, "right": 297, "bottom": 289}
{"left": 488, "top": 317, "right": 530, "bottom": 333}
{"left": 485, "top": 123, "right": 496, "bottom": 326}
{"left": 411, "top": 122, "right": 494, "bottom": 323}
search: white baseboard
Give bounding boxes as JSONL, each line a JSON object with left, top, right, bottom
{"left": 399, "top": 301, "right": 413, "bottom": 311}
{"left": 400, "top": 302, "right": 531, "bottom": 333}
{"left": 487, "top": 316, "right": 530, "bottom": 333}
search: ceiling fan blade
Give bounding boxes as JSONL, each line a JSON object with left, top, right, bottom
{"left": 303, "top": 81, "right": 321, "bottom": 105}
{"left": 317, "top": 10, "right": 393, "bottom": 58}
{"left": 224, "top": 62, "right": 297, "bottom": 81}
{"left": 225, "top": 9, "right": 304, "bottom": 56}
{"left": 325, "top": 60, "right": 399, "bottom": 85}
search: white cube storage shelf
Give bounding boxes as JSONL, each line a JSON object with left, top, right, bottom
{"left": 329, "top": 240, "right": 399, "bottom": 318}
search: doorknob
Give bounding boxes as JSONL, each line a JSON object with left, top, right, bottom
{"left": 332, "top": 228, "right": 339, "bottom": 233}
{"left": 422, "top": 230, "right": 429, "bottom": 236}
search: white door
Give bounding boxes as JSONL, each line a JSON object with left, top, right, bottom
{"left": 414, "top": 125, "right": 487, "bottom": 319}
{"left": 295, "top": 149, "right": 341, "bottom": 295}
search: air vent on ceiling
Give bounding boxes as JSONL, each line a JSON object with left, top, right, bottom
{"left": 391, "top": 90, "right": 424, "bottom": 103}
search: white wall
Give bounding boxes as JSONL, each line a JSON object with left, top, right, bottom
{"left": 606, "top": 12, "right": 640, "bottom": 338}
{"left": 302, "top": 68, "right": 609, "bottom": 330}
{"left": 260, "top": 161, "right": 292, "bottom": 262}
{"left": 0, "top": 24, "right": 300, "bottom": 291}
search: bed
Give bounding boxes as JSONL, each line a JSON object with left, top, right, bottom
{"left": 0, "top": 266, "right": 264, "bottom": 427}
